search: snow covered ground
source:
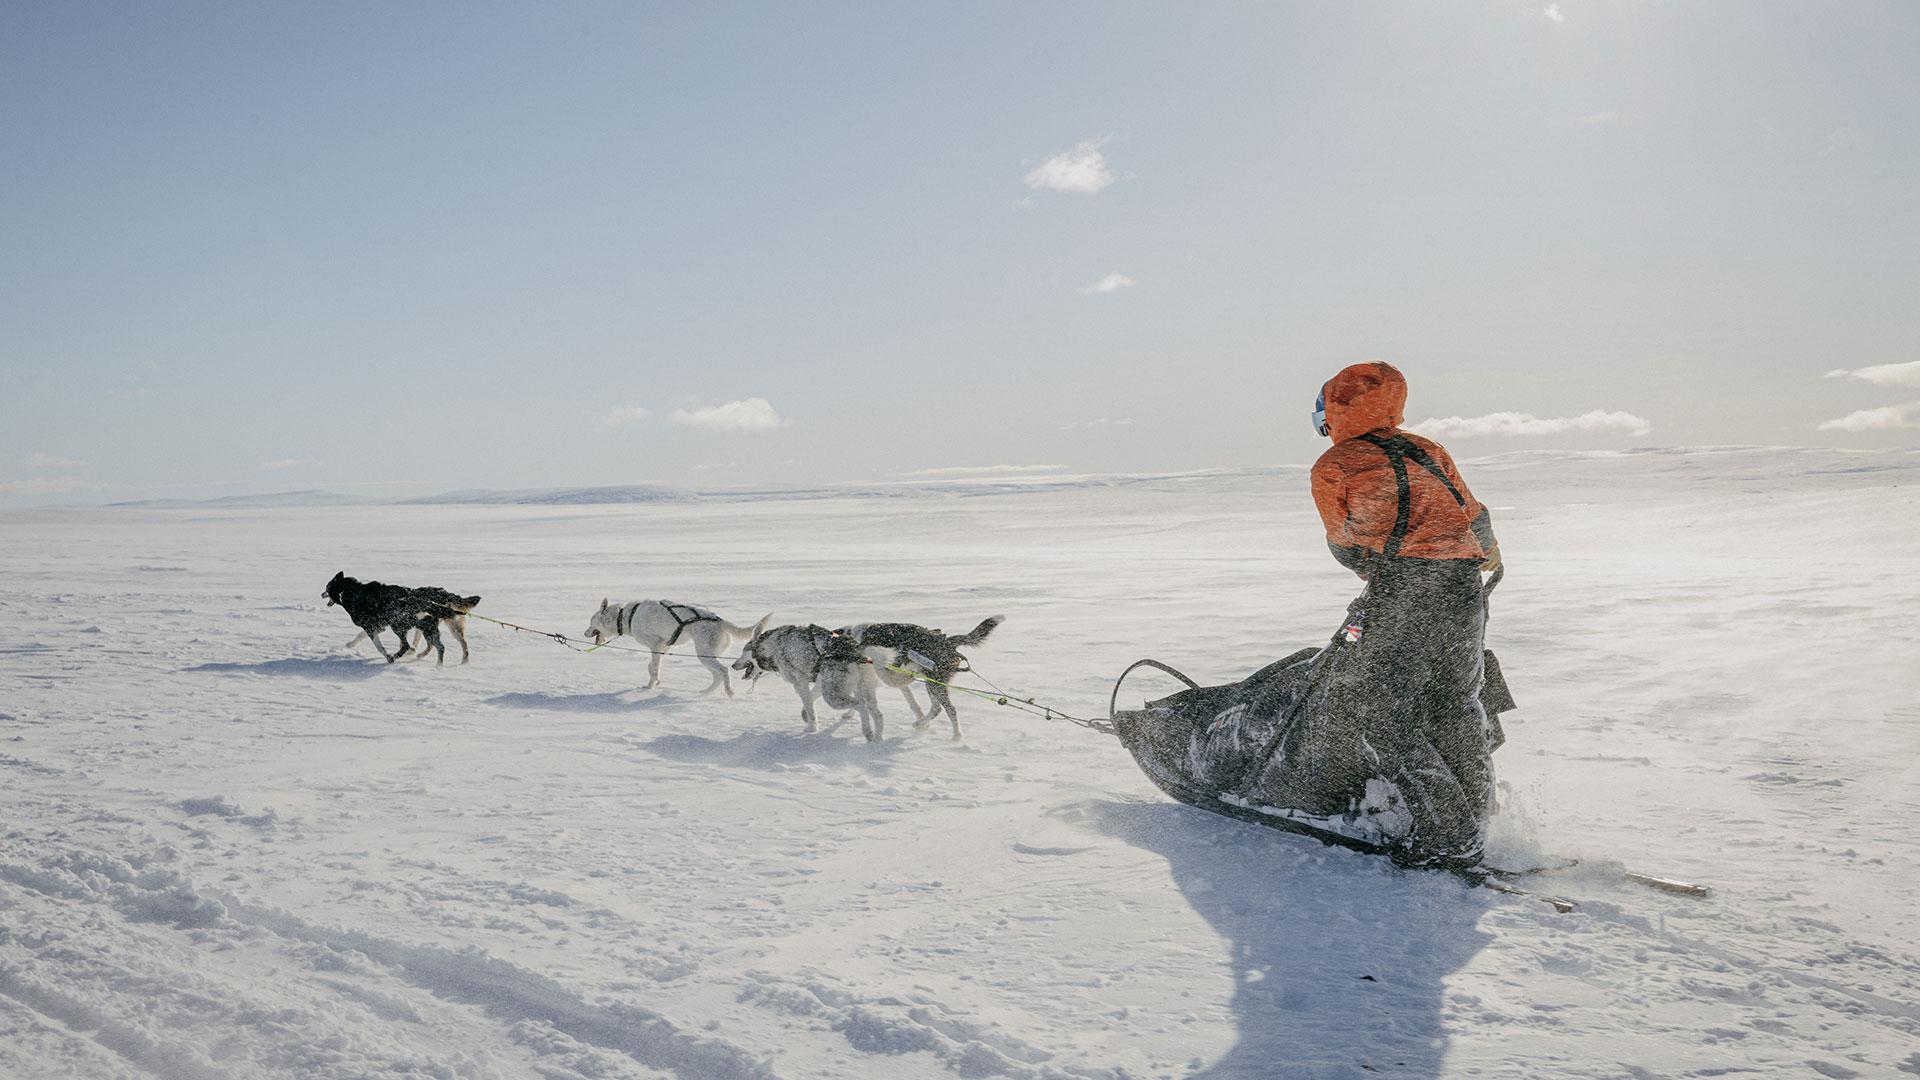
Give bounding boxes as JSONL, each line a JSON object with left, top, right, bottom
{"left": 2, "top": 447, "right": 1917, "bottom": 1080}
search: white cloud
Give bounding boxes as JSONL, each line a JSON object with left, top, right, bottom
{"left": 666, "top": 398, "right": 784, "bottom": 432}
{"left": 1079, "top": 273, "right": 1138, "bottom": 295}
{"left": 1542, "top": 3, "right": 1565, "bottom": 22}
{"left": 900, "top": 464, "right": 1065, "bottom": 478}
{"left": 258, "top": 457, "right": 317, "bottom": 472}
{"left": 1059, "top": 417, "right": 1137, "bottom": 432}
{"left": 602, "top": 405, "right": 655, "bottom": 428}
{"left": 1412, "top": 409, "right": 1652, "bottom": 438}
{"left": 1024, "top": 139, "right": 1115, "bottom": 195}
{"left": 1824, "top": 360, "right": 1920, "bottom": 388}
{"left": 0, "top": 477, "right": 107, "bottom": 496}
{"left": 1817, "top": 401, "right": 1920, "bottom": 432}
{"left": 21, "top": 452, "right": 85, "bottom": 469}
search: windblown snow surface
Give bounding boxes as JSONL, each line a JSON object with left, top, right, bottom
{"left": 2, "top": 447, "right": 1916, "bottom": 1080}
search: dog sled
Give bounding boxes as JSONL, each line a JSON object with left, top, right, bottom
{"left": 1108, "top": 568, "right": 1515, "bottom": 869}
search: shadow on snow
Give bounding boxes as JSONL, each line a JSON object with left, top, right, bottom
{"left": 635, "top": 723, "right": 905, "bottom": 774}
{"left": 185, "top": 657, "right": 392, "bottom": 680}
{"left": 1080, "top": 798, "right": 1492, "bottom": 1080}
{"left": 483, "top": 690, "right": 683, "bottom": 713}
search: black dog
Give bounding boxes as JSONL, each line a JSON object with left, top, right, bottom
{"left": 323, "top": 571, "right": 480, "bottom": 664}
{"left": 841, "top": 617, "right": 1003, "bottom": 738}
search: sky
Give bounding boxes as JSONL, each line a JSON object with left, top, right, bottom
{"left": 2, "top": 2, "right": 1917, "bottom": 503}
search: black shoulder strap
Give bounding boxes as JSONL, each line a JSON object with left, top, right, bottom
{"left": 1356, "top": 432, "right": 1470, "bottom": 559}
{"left": 1357, "top": 433, "right": 1413, "bottom": 558}
{"left": 1396, "top": 441, "right": 1467, "bottom": 508}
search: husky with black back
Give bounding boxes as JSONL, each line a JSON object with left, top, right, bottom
{"left": 344, "top": 585, "right": 482, "bottom": 663}
{"left": 841, "top": 616, "right": 1003, "bottom": 738}
{"left": 322, "top": 571, "right": 479, "bottom": 665}
{"left": 732, "top": 624, "right": 885, "bottom": 741}
{"left": 584, "top": 600, "right": 769, "bottom": 694}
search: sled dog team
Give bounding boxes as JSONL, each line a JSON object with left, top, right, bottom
{"left": 322, "top": 571, "right": 1002, "bottom": 742}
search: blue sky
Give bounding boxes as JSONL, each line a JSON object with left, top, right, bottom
{"left": 3, "top": 2, "right": 1917, "bottom": 502}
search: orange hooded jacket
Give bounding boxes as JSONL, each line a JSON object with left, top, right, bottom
{"left": 1309, "top": 362, "right": 1497, "bottom": 574}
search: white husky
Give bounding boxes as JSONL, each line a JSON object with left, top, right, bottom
{"left": 584, "top": 600, "right": 769, "bottom": 694}
{"left": 732, "top": 624, "right": 885, "bottom": 741}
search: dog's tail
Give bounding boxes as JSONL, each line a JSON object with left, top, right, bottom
{"left": 721, "top": 613, "right": 773, "bottom": 642}
{"left": 415, "top": 588, "right": 481, "bottom": 614}
{"left": 950, "top": 615, "right": 1004, "bottom": 648}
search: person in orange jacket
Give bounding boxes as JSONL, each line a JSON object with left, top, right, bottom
{"left": 1108, "top": 361, "right": 1512, "bottom": 870}
{"left": 1305, "top": 361, "right": 1503, "bottom": 866}
{"left": 1311, "top": 361, "right": 1500, "bottom": 578}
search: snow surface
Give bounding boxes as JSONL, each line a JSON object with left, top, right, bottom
{"left": 2, "top": 447, "right": 1917, "bottom": 1079}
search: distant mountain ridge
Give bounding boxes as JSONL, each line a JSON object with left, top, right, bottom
{"left": 95, "top": 445, "right": 1919, "bottom": 509}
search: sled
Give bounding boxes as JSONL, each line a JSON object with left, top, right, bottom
{"left": 1108, "top": 653, "right": 1413, "bottom": 858}
{"left": 1107, "top": 642, "right": 1516, "bottom": 866}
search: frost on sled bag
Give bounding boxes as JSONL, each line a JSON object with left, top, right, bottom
{"left": 1115, "top": 560, "right": 1511, "bottom": 868}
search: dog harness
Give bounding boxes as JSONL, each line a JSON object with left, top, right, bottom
{"left": 612, "top": 601, "right": 719, "bottom": 646}
{"left": 660, "top": 602, "right": 718, "bottom": 648}
{"left": 755, "top": 626, "right": 866, "bottom": 681}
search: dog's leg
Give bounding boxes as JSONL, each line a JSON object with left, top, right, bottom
{"left": 421, "top": 621, "right": 445, "bottom": 665}
{"left": 867, "top": 696, "right": 884, "bottom": 743}
{"left": 695, "top": 626, "right": 729, "bottom": 691}
{"left": 451, "top": 616, "right": 470, "bottom": 664}
{"left": 800, "top": 684, "right": 819, "bottom": 733}
{"left": 345, "top": 631, "right": 369, "bottom": 651}
{"left": 366, "top": 627, "right": 396, "bottom": 663}
{"left": 902, "top": 685, "right": 930, "bottom": 728}
{"left": 929, "top": 683, "right": 961, "bottom": 739}
{"left": 646, "top": 645, "right": 665, "bottom": 689}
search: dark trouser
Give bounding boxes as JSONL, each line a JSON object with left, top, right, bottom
{"left": 1254, "top": 558, "right": 1495, "bottom": 865}
{"left": 1351, "top": 559, "right": 1494, "bottom": 863}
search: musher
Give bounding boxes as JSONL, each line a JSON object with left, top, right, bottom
{"left": 1306, "top": 361, "right": 1503, "bottom": 865}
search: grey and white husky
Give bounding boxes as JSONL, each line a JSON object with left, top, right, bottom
{"left": 840, "top": 617, "right": 1003, "bottom": 739}
{"left": 733, "top": 624, "right": 885, "bottom": 741}
{"left": 584, "top": 599, "right": 768, "bottom": 694}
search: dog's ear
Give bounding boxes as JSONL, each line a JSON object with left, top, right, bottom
{"left": 600, "top": 598, "right": 608, "bottom": 611}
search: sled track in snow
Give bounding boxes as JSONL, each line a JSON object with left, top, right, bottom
{"left": 215, "top": 900, "right": 779, "bottom": 1080}
{"left": 0, "top": 838, "right": 777, "bottom": 1080}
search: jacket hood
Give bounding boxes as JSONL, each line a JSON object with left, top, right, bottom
{"left": 1321, "top": 361, "right": 1407, "bottom": 442}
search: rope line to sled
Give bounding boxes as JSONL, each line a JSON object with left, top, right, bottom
{"left": 884, "top": 664, "right": 1115, "bottom": 735}
{"left": 462, "top": 612, "right": 745, "bottom": 662}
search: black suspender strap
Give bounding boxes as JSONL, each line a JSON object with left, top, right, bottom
{"left": 1358, "top": 432, "right": 1413, "bottom": 558}
{"left": 1398, "top": 442, "right": 1468, "bottom": 508}
{"left": 1355, "top": 431, "right": 1471, "bottom": 561}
